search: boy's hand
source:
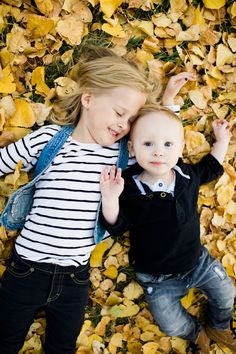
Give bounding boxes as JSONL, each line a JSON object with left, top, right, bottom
{"left": 162, "top": 72, "right": 195, "bottom": 106}
{"left": 100, "top": 165, "right": 124, "bottom": 200}
{"left": 212, "top": 119, "right": 231, "bottom": 143}
{"left": 211, "top": 119, "right": 231, "bottom": 164}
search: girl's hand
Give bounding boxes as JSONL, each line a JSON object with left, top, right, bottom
{"left": 100, "top": 165, "right": 124, "bottom": 200}
{"left": 212, "top": 119, "right": 231, "bottom": 143}
{"left": 162, "top": 72, "right": 195, "bottom": 106}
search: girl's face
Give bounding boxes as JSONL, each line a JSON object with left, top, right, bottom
{"left": 76, "top": 87, "right": 147, "bottom": 146}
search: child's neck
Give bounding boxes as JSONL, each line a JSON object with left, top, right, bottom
{"left": 139, "top": 170, "right": 174, "bottom": 187}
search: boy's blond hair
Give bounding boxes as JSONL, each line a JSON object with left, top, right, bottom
{"left": 136, "top": 103, "right": 182, "bottom": 124}
{"left": 51, "top": 45, "right": 157, "bottom": 125}
{"left": 130, "top": 103, "right": 183, "bottom": 138}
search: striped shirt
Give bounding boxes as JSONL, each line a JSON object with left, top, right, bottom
{"left": 0, "top": 106, "right": 179, "bottom": 266}
{"left": 0, "top": 125, "right": 131, "bottom": 266}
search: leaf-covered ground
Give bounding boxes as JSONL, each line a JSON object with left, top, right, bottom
{"left": 0, "top": 0, "right": 235, "bottom": 353}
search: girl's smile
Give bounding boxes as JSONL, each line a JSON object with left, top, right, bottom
{"left": 72, "top": 87, "right": 147, "bottom": 146}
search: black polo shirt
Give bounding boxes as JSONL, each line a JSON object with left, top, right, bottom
{"left": 100, "top": 154, "right": 223, "bottom": 274}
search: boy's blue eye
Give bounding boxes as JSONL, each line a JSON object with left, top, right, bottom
{"left": 165, "top": 141, "right": 173, "bottom": 147}
{"left": 144, "top": 142, "right": 152, "bottom": 147}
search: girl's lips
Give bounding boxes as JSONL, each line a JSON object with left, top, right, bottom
{"left": 109, "top": 128, "right": 119, "bottom": 137}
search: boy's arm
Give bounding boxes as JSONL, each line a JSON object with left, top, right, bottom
{"left": 210, "top": 120, "right": 231, "bottom": 165}
{"left": 188, "top": 120, "right": 230, "bottom": 185}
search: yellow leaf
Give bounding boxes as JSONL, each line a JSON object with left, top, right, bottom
{"left": 102, "top": 23, "right": 125, "bottom": 38}
{"left": 4, "top": 127, "right": 31, "bottom": 141}
{"left": 56, "top": 17, "right": 85, "bottom": 45}
{"left": 103, "top": 265, "right": 118, "bottom": 279}
{"left": 143, "top": 324, "right": 164, "bottom": 336}
{"left": 0, "top": 48, "right": 14, "bottom": 68}
{"left": 87, "top": 334, "right": 103, "bottom": 349}
{"left": 218, "top": 92, "right": 236, "bottom": 101}
{"left": 0, "top": 65, "right": 16, "bottom": 94}
{"left": 0, "top": 264, "right": 6, "bottom": 278}
{"left": 95, "top": 316, "right": 111, "bottom": 336}
{"left": 170, "top": 337, "right": 188, "bottom": 354}
{"left": 193, "top": 6, "right": 206, "bottom": 30}
{"left": 110, "top": 333, "right": 123, "bottom": 347}
{"left": 203, "top": 0, "right": 226, "bottom": 9}
{"left": 31, "top": 66, "right": 50, "bottom": 96}
{"left": 188, "top": 89, "right": 208, "bottom": 109}
{"left": 127, "top": 341, "right": 142, "bottom": 354}
{"left": 181, "top": 288, "right": 196, "bottom": 309}
{"left": 137, "top": 20, "right": 154, "bottom": 37}
{"left": 35, "top": 0, "right": 54, "bottom": 16}
{"left": 90, "top": 241, "right": 109, "bottom": 267}
{"left": 230, "top": 2, "right": 236, "bottom": 17}
{"left": 6, "top": 31, "right": 30, "bottom": 53}
{"left": 142, "top": 342, "right": 159, "bottom": 354}
{"left": 7, "top": 99, "right": 36, "bottom": 128}
{"left": 123, "top": 280, "right": 144, "bottom": 300}
{"left": 27, "top": 14, "right": 54, "bottom": 38}
{"left": 107, "top": 241, "right": 122, "bottom": 256}
{"left": 109, "top": 302, "right": 140, "bottom": 318}
{"left": 136, "top": 48, "right": 154, "bottom": 66}
{"left": 221, "top": 254, "right": 235, "bottom": 277}
{"left": 216, "top": 44, "right": 234, "bottom": 67}
{"left": 209, "top": 66, "right": 224, "bottom": 80}
{"left": 100, "top": 0, "right": 122, "bottom": 18}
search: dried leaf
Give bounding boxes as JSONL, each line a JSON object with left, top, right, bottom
{"left": 0, "top": 65, "right": 16, "bottom": 94}
{"left": 90, "top": 241, "right": 109, "bottom": 267}
{"left": 100, "top": 0, "right": 122, "bottom": 18}
{"left": 203, "top": 0, "right": 226, "bottom": 10}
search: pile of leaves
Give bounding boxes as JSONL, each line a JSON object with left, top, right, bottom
{"left": 0, "top": 0, "right": 235, "bottom": 353}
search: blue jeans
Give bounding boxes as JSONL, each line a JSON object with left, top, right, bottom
{"left": 136, "top": 247, "right": 235, "bottom": 341}
{"left": 0, "top": 249, "right": 90, "bottom": 354}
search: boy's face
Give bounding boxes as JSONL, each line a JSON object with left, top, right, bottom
{"left": 129, "top": 112, "right": 184, "bottom": 181}
{"left": 79, "top": 87, "right": 147, "bottom": 146}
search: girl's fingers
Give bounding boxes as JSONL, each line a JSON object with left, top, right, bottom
{"left": 109, "top": 165, "right": 116, "bottom": 181}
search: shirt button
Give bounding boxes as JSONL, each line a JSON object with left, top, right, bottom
{"left": 159, "top": 183, "right": 163, "bottom": 187}
{"left": 147, "top": 193, "right": 154, "bottom": 198}
{"left": 160, "top": 192, "right": 166, "bottom": 198}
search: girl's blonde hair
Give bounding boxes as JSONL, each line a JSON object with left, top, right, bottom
{"left": 51, "top": 45, "right": 156, "bottom": 125}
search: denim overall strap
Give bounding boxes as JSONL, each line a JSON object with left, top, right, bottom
{"left": 34, "top": 125, "right": 75, "bottom": 177}
{"left": 1, "top": 125, "right": 75, "bottom": 230}
{"left": 94, "top": 136, "right": 129, "bottom": 244}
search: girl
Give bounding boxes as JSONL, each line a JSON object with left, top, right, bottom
{"left": 0, "top": 45, "right": 193, "bottom": 354}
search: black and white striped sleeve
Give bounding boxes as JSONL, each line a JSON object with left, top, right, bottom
{"left": 0, "top": 125, "right": 60, "bottom": 176}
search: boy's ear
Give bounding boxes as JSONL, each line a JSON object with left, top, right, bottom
{"left": 128, "top": 140, "right": 135, "bottom": 157}
{"left": 81, "top": 92, "right": 92, "bottom": 108}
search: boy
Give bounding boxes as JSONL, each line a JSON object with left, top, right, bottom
{"left": 100, "top": 104, "right": 235, "bottom": 354}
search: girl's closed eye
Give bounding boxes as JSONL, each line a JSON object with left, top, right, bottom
{"left": 115, "top": 110, "right": 123, "bottom": 117}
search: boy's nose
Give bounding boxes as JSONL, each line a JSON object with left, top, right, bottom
{"left": 153, "top": 149, "right": 163, "bottom": 156}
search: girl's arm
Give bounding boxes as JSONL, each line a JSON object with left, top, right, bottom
{"left": 162, "top": 72, "right": 195, "bottom": 106}
{"left": 0, "top": 125, "right": 59, "bottom": 176}
{"left": 100, "top": 165, "right": 124, "bottom": 225}
{"left": 210, "top": 119, "right": 231, "bottom": 164}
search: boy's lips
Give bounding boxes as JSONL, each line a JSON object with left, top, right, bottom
{"left": 150, "top": 161, "right": 165, "bottom": 166}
